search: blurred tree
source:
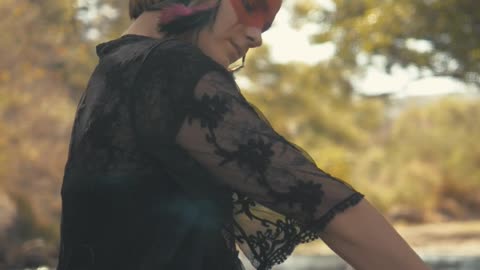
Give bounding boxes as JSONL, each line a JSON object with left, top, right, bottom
{"left": 293, "top": 0, "right": 480, "bottom": 88}
{"left": 353, "top": 96, "right": 480, "bottom": 221}
{"left": 76, "top": 0, "right": 130, "bottom": 41}
{"left": 238, "top": 46, "right": 386, "bottom": 182}
{"left": 0, "top": 0, "right": 97, "bottom": 99}
{"left": 91, "top": 0, "right": 388, "bottom": 181}
{"left": 0, "top": 0, "right": 81, "bottom": 247}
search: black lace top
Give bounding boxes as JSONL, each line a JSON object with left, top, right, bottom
{"left": 58, "top": 34, "right": 365, "bottom": 270}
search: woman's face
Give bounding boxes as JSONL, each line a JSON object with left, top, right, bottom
{"left": 197, "top": 0, "right": 281, "bottom": 68}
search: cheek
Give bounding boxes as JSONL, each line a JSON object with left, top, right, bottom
{"left": 214, "top": 0, "right": 241, "bottom": 33}
{"left": 230, "top": 0, "right": 267, "bottom": 29}
{"left": 197, "top": 30, "right": 228, "bottom": 62}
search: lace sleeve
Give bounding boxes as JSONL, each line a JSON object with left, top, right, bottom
{"left": 175, "top": 71, "right": 365, "bottom": 270}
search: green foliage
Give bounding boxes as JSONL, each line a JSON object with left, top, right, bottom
{"left": 293, "top": 0, "right": 480, "bottom": 86}
{"left": 0, "top": 128, "right": 6, "bottom": 188}
{"left": 0, "top": 2, "right": 478, "bottom": 261}
{"left": 287, "top": 0, "right": 480, "bottom": 220}
{"left": 238, "top": 46, "right": 386, "bottom": 182}
{"left": 0, "top": 0, "right": 98, "bottom": 99}
{"left": 0, "top": 0, "right": 79, "bottom": 249}
{"left": 354, "top": 96, "right": 480, "bottom": 219}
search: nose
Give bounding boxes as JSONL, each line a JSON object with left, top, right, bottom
{"left": 245, "top": 26, "right": 263, "bottom": 48}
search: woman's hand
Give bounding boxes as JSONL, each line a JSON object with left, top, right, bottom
{"left": 318, "top": 199, "right": 433, "bottom": 270}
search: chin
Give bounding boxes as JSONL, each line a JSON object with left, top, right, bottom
{"left": 220, "top": 57, "right": 230, "bottom": 69}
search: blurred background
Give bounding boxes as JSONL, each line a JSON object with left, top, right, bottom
{"left": 0, "top": 0, "right": 479, "bottom": 269}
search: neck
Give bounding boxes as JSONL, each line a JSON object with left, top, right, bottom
{"left": 122, "top": 11, "right": 166, "bottom": 39}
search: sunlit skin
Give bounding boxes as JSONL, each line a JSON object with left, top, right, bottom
{"left": 121, "top": 3, "right": 434, "bottom": 270}
{"left": 123, "top": 0, "right": 282, "bottom": 69}
{"left": 197, "top": 0, "right": 281, "bottom": 68}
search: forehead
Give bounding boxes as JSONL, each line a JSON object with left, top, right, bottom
{"left": 250, "top": 0, "right": 282, "bottom": 13}
{"left": 230, "top": 0, "right": 282, "bottom": 29}
{"left": 228, "top": 0, "right": 282, "bottom": 13}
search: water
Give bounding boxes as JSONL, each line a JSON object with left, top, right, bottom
{"left": 238, "top": 254, "right": 480, "bottom": 270}
{"left": 17, "top": 255, "right": 480, "bottom": 270}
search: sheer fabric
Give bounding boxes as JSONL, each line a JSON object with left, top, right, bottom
{"left": 173, "top": 71, "right": 365, "bottom": 269}
{"left": 58, "top": 34, "right": 364, "bottom": 270}
{"left": 131, "top": 37, "right": 365, "bottom": 269}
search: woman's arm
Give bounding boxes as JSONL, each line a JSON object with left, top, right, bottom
{"left": 319, "top": 199, "right": 432, "bottom": 270}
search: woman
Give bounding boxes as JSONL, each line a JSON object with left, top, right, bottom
{"left": 57, "top": 0, "right": 433, "bottom": 269}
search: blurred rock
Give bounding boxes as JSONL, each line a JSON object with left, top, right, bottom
{"left": 6, "top": 238, "right": 57, "bottom": 269}
{"left": 387, "top": 205, "right": 425, "bottom": 224}
{"left": 438, "top": 198, "right": 470, "bottom": 220}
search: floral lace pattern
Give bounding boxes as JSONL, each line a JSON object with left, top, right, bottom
{"left": 173, "top": 70, "right": 365, "bottom": 269}
{"left": 59, "top": 35, "right": 364, "bottom": 270}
